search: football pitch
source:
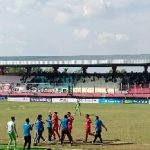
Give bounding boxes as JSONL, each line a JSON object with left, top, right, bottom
{"left": 0, "top": 101, "right": 150, "bottom": 150}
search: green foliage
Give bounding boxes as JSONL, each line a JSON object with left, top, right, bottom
{"left": 73, "top": 69, "right": 82, "bottom": 73}
{"left": 120, "top": 69, "right": 127, "bottom": 73}
{"left": 62, "top": 68, "right": 68, "bottom": 73}
{"left": 109, "top": 69, "right": 120, "bottom": 73}
{"left": 32, "top": 67, "right": 43, "bottom": 73}
{"left": 6, "top": 67, "right": 26, "bottom": 74}
{"left": 43, "top": 67, "right": 54, "bottom": 73}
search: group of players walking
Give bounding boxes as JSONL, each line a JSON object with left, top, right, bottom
{"left": 6, "top": 102, "right": 107, "bottom": 150}
{"left": 33, "top": 111, "right": 74, "bottom": 147}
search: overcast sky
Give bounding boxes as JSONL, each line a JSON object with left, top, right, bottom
{"left": 0, "top": 0, "right": 149, "bottom": 56}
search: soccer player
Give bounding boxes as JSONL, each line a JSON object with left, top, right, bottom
{"left": 67, "top": 112, "right": 74, "bottom": 134}
{"left": 84, "top": 114, "right": 94, "bottom": 142}
{"left": 52, "top": 112, "right": 60, "bottom": 140}
{"left": 6, "top": 116, "right": 18, "bottom": 150}
{"left": 36, "top": 114, "right": 46, "bottom": 144}
{"left": 23, "top": 118, "right": 34, "bottom": 150}
{"left": 93, "top": 116, "right": 107, "bottom": 144}
{"left": 33, "top": 116, "right": 39, "bottom": 145}
{"left": 46, "top": 111, "right": 52, "bottom": 142}
{"left": 75, "top": 100, "right": 81, "bottom": 116}
{"left": 60, "top": 115, "right": 73, "bottom": 146}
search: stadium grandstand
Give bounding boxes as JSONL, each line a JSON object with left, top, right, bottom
{"left": 0, "top": 54, "right": 150, "bottom": 98}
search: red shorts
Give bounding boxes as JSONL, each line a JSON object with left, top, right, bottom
{"left": 53, "top": 125, "right": 59, "bottom": 131}
{"left": 68, "top": 125, "right": 72, "bottom": 132}
{"left": 85, "top": 127, "right": 91, "bottom": 134}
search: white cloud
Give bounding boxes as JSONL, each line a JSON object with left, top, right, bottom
{"left": 98, "top": 32, "right": 128, "bottom": 44}
{"left": 54, "top": 11, "right": 71, "bottom": 24}
{"left": 115, "top": 33, "right": 128, "bottom": 40}
{"left": 73, "top": 28, "right": 90, "bottom": 40}
{"left": 6, "top": 0, "right": 38, "bottom": 13}
{"left": 82, "top": 0, "right": 111, "bottom": 17}
{"left": 49, "top": 0, "right": 112, "bottom": 24}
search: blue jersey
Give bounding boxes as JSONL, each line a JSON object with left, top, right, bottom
{"left": 47, "top": 115, "right": 52, "bottom": 128}
{"left": 38, "top": 120, "right": 44, "bottom": 131}
{"left": 36, "top": 120, "right": 44, "bottom": 131}
{"left": 61, "top": 118, "right": 68, "bottom": 130}
{"left": 23, "top": 122, "right": 32, "bottom": 137}
{"left": 95, "top": 119, "right": 103, "bottom": 131}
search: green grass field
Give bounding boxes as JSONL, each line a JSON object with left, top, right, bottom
{"left": 0, "top": 101, "right": 150, "bottom": 150}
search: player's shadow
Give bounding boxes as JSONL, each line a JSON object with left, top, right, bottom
{"left": 104, "top": 141, "right": 134, "bottom": 146}
{"left": 72, "top": 139, "right": 134, "bottom": 146}
{"left": 103, "top": 139, "right": 134, "bottom": 146}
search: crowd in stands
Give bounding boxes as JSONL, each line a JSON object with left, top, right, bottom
{"left": 121, "top": 71, "right": 150, "bottom": 88}
{"left": 0, "top": 70, "right": 150, "bottom": 94}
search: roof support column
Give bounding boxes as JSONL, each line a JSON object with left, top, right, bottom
{"left": 26, "top": 66, "right": 32, "bottom": 77}
{"left": 112, "top": 65, "right": 117, "bottom": 74}
{"left": 0, "top": 66, "right": 5, "bottom": 75}
{"left": 53, "top": 66, "right": 59, "bottom": 74}
{"left": 82, "top": 66, "right": 88, "bottom": 74}
{"left": 112, "top": 65, "right": 117, "bottom": 81}
{"left": 144, "top": 65, "right": 148, "bottom": 74}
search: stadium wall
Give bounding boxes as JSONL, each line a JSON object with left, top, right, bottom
{"left": 1, "top": 96, "right": 150, "bottom": 104}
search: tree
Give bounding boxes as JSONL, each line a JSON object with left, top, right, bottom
{"left": 62, "top": 68, "right": 68, "bottom": 73}
{"left": 108, "top": 69, "right": 120, "bottom": 73}
{"left": 32, "top": 67, "right": 43, "bottom": 73}
{"left": 120, "top": 69, "right": 127, "bottom": 73}
{"left": 5, "top": 67, "right": 26, "bottom": 74}
{"left": 73, "top": 68, "right": 82, "bottom": 73}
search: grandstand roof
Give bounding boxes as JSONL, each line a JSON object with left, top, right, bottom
{"left": 0, "top": 54, "right": 150, "bottom": 67}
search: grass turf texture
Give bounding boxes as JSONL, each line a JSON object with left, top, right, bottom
{"left": 0, "top": 102, "right": 150, "bottom": 150}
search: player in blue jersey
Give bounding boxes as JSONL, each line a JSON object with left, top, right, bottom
{"left": 60, "top": 115, "right": 73, "bottom": 146}
{"left": 34, "top": 114, "right": 46, "bottom": 145}
{"left": 23, "top": 118, "right": 34, "bottom": 150}
{"left": 46, "top": 112, "right": 52, "bottom": 142}
{"left": 92, "top": 116, "right": 107, "bottom": 144}
{"left": 36, "top": 114, "right": 46, "bottom": 144}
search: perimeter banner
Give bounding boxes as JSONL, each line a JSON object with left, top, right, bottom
{"left": 52, "top": 98, "right": 99, "bottom": 103}
{"left": 0, "top": 96, "right": 7, "bottom": 101}
{"left": 124, "top": 99, "right": 149, "bottom": 104}
{"left": 99, "top": 98, "right": 123, "bottom": 104}
{"left": 30, "top": 97, "right": 52, "bottom": 102}
{"left": 7, "top": 97, "right": 30, "bottom": 102}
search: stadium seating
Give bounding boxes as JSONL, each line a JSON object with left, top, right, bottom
{"left": 0, "top": 71, "right": 150, "bottom": 97}
{"left": 0, "top": 75, "right": 21, "bottom": 83}
{"left": 128, "top": 87, "right": 150, "bottom": 94}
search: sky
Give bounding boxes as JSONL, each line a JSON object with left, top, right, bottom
{"left": 0, "top": 0, "right": 150, "bottom": 56}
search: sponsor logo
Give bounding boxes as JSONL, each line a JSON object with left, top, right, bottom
{"left": 99, "top": 98, "right": 123, "bottom": 104}
{"left": 124, "top": 99, "right": 149, "bottom": 104}
{"left": 30, "top": 97, "right": 52, "bottom": 102}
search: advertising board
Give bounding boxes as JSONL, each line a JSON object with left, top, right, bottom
{"left": 30, "top": 97, "right": 52, "bottom": 102}
{"left": 52, "top": 98, "right": 99, "bottom": 103}
{"left": 99, "top": 98, "right": 123, "bottom": 104}
{"left": 124, "top": 99, "right": 149, "bottom": 104}
{"left": 0, "top": 96, "right": 7, "bottom": 101}
{"left": 7, "top": 97, "right": 30, "bottom": 102}
{"left": 77, "top": 99, "right": 99, "bottom": 103}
